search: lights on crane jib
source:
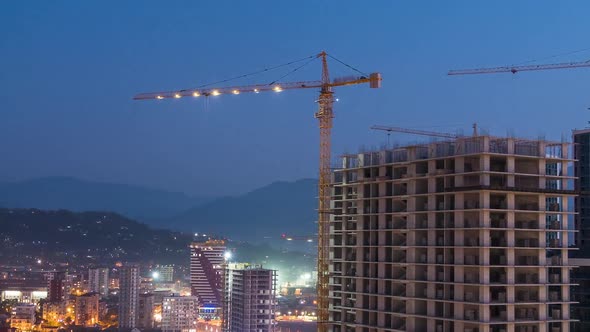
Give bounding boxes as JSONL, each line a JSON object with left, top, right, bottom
{"left": 156, "top": 95, "right": 164, "bottom": 100}
{"left": 192, "top": 91, "right": 200, "bottom": 97}
{"left": 254, "top": 88, "right": 260, "bottom": 93}
{"left": 211, "top": 90, "right": 220, "bottom": 96}
{"left": 174, "top": 93, "right": 181, "bottom": 99}
{"left": 273, "top": 85, "right": 283, "bottom": 92}
{"left": 232, "top": 89, "right": 240, "bottom": 95}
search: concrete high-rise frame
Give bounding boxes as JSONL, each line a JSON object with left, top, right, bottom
{"left": 119, "top": 264, "right": 140, "bottom": 329}
{"left": 329, "top": 135, "right": 576, "bottom": 332}
{"left": 222, "top": 263, "right": 277, "bottom": 332}
{"left": 573, "top": 129, "right": 590, "bottom": 256}
{"left": 88, "top": 267, "right": 109, "bottom": 298}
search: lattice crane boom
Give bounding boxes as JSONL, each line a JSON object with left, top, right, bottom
{"left": 133, "top": 77, "right": 379, "bottom": 100}
{"left": 133, "top": 51, "right": 382, "bottom": 332}
{"left": 448, "top": 59, "right": 590, "bottom": 76}
{"left": 371, "top": 125, "right": 462, "bottom": 139}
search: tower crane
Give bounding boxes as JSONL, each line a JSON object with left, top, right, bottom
{"left": 133, "top": 51, "right": 382, "bottom": 331}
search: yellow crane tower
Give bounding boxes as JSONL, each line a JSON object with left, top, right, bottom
{"left": 133, "top": 51, "right": 382, "bottom": 331}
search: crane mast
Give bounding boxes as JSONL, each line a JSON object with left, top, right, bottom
{"left": 315, "top": 51, "right": 333, "bottom": 331}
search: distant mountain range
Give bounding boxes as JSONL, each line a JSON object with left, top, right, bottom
{"left": 167, "top": 178, "right": 318, "bottom": 241}
{"left": 0, "top": 177, "right": 207, "bottom": 220}
{"left": 0, "top": 208, "right": 316, "bottom": 277}
{"left": 0, "top": 177, "right": 318, "bottom": 243}
{"left": 0, "top": 208, "right": 192, "bottom": 265}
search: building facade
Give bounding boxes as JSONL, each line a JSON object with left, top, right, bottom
{"left": 137, "top": 293, "right": 155, "bottom": 329}
{"left": 74, "top": 292, "right": 99, "bottom": 326}
{"left": 88, "top": 268, "right": 109, "bottom": 298}
{"left": 11, "top": 304, "right": 36, "bottom": 331}
{"left": 222, "top": 263, "right": 277, "bottom": 332}
{"left": 156, "top": 265, "right": 175, "bottom": 283}
{"left": 190, "top": 240, "right": 225, "bottom": 308}
{"left": 329, "top": 135, "right": 575, "bottom": 332}
{"left": 119, "top": 264, "right": 140, "bottom": 329}
{"left": 46, "top": 271, "right": 66, "bottom": 303}
{"left": 161, "top": 295, "right": 199, "bottom": 332}
{"left": 574, "top": 129, "right": 590, "bottom": 255}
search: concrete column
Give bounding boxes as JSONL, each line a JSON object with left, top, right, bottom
{"left": 504, "top": 211, "right": 513, "bottom": 230}
{"left": 507, "top": 192, "right": 515, "bottom": 210}
{"left": 507, "top": 138, "right": 515, "bottom": 154}
{"left": 483, "top": 136, "right": 490, "bottom": 153}
{"left": 507, "top": 229, "right": 515, "bottom": 247}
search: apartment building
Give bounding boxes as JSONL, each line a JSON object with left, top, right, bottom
{"left": 329, "top": 135, "right": 575, "bottom": 332}
{"left": 88, "top": 267, "right": 109, "bottom": 298}
{"left": 119, "top": 264, "right": 140, "bottom": 329}
{"left": 161, "top": 295, "right": 199, "bottom": 332}
{"left": 74, "top": 292, "right": 99, "bottom": 326}
{"left": 222, "top": 263, "right": 277, "bottom": 332}
{"left": 190, "top": 240, "right": 225, "bottom": 310}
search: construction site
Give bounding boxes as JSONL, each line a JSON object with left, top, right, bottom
{"left": 135, "top": 51, "right": 588, "bottom": 332}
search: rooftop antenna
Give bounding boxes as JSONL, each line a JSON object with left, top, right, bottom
{"left": 472, "top": 123, "right": 478, "bottom": 137}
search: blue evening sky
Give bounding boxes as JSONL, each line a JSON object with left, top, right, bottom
{"left": 1, "top": 1, "right": 589, "bottom": 196}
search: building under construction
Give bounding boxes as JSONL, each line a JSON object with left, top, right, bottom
{"left": 329, "top": 134, "right": 575, "bottom": 332}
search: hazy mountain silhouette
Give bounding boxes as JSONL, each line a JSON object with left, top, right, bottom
{"left": 0, "top": 177, "right": 319, "bottom": 243}
{"left": 0, "top": 208, "right": 316, "bottom": 273}
{"left": 0, "top": 208, "right": 192, "bottom": 265}
{"left": 0, "top": 177, "right": 208, "bottom": 221}
{"left": 168, "top": 178, "right": 318, "bottom": 242}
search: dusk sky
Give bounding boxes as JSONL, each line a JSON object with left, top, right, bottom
{"left": 2, "top": 1, "right": 590, "bottom": 196}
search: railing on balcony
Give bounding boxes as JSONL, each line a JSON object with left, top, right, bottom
{"left": 464, "top": 309, "right": 479, "bottom": 321}
{"left": 515, "top": 220, "right": 538, "bottom": 229}
{"left": 516, "top": 273, "right": 539, "bottom": 284}
{"left": 548, "top": 256, "right": 563, "bottom": 266}
{"left": 515, "top": 238, "right": 539, "bottom": 248}
{"left": 516, "top": 203, "right": 539, "bottom": 211}
{"left": 516, "top": 291, "right": 539, "bottom": 302}
{"left": 515, "top": 308, "right": 538, "bottom": 320}
{"left": 516, "top": 256, "right": 539, "bottom": 266}
{"left": 491, "top": 238, "right": 508, "bottom": 247}
{"left": 491, "top": 219, "right": 507, "bottom": 228}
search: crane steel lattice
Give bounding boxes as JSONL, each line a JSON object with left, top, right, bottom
{"left": 133, "top": 51, "right": 382, "bottom": 331}
{"left": 448, "top": 59, "right": 590, "bottom": 76}
{"left": 370, "top": 125, "right": 462, "bottom": 139}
